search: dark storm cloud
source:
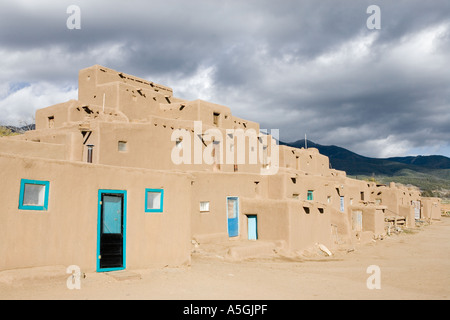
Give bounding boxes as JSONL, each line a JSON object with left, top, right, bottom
{"left": 0, "top": 0, "right": 449, "bottom": 157}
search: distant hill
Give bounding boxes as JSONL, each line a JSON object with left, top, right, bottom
{"left": 4, "top": 124, "right": 35, "bottom": 133}
{"left": 0, "top": 124, "right": 35, "bottom": 136}
{"left": 281, "top": 139, "right": 450, "bottom": 199}
{"left": 384, "top": 155, "right": 450, "bottom": 170}
{"left": 282, "top": 139, "right": 450, "bottom": 175}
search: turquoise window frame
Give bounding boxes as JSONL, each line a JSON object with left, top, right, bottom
{"left": 18, "top": 179, "right": 50, "bottom": 211}
{"left": 307, "top": 190, "right": 314, "bottom": 201}
{"left": 145, "top": 188, "right": 164, "bottom": 213}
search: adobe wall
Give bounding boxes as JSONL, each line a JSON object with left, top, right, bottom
{"left": 442, "top": 202, "right": 450, "bottom": 215}
{"left": 189, "top": 170, "right": 332, "bottom": 251}
{"left": 190, "top": 171, "right": 269, "bottom": 243}
{"left": 287, "top": 200, "right": 332, "bottom": 251}
{"left": 273, "top": 168, "right": 340, "bottom": 197}
{"left": 399, "top": 205, "right": 415, "bottom": 227}
{"left": 371, "top": 184, "right": 399, "bottom": 215}
{"left": 0, "top": 152, "right": 191, "bottom": 272}
{"left": 342, "top": 178, "right": 371, "bottom": 205}
{"left": 16, "top": 65, "right": 286, "bottom": 176}
{"left": 278, "top": 146, "right": 330, "bottom": 175}
{"left": 78, "top": 65, "right": 172, "bottom": 104}
{"left": 35, "top": 100, "right": 76, "bottom": 130}
{"left": 356, "top": 206, "right": 385, "bottom": 236}
{"left": 421, "top": 197, "right": 442, "bottom": 221}
{"left": 93, "top": 119, "right": 270, "bottom": 174}
{"left": 329, "top": 206, "right": 352, "bottom": 246}
{"left": 0, "top": 138, "right": 67, "bottom": 161}
{"left": 240, "top": 198, "right": 290, "bottom": 244}
{"left": 240, "top": 198, "right": 332, "bottom": 251}
{"left": 272, "top": 168, "right": 384, "bottom": 245}
{"left": 195, "top": 169, "right": 332, "bottom": 249}
{"left": 35, "top": 99, "right": 129, "bottom": 131}
{"left": 370, "top": 182, "right": 421, "bottom": 226}
{"left": 6, "top": 125, "right": 92, "bottom": 163}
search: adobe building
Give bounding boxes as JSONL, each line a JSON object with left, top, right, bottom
{"left": 421, "top": 197, "right": 443, "bottom": 221}
{"left": 0, "top": 65, "right": 441, "bottom": 273}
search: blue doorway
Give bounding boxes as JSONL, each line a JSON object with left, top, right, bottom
{"left": 97, "top": 190, "right": 127, "bottom": 272}
{"left": 227, "top": 197, "right": 239, "bottom": 237}
{"left": 247, "top": 215, "right": 258, "bottom": 240}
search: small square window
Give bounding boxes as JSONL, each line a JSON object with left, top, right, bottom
{"left": 145, "top": 189, "right": 164, "bottom": 212}
{"left": 118, "top": 141, "right": 127, "bottom": 152}
{"left": 307, "top": 190, "right": 314, "bottom": 201}
{"left": 19, "top": 179, "right": 50, "bottom": 211}
{"left": 200, "top": 201, "right": 210, "bottom": 212}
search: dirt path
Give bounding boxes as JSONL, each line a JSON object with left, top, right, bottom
{"left": 1, "top": 217, "right": 449, "bottom": 300}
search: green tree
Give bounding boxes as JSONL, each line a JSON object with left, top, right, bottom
{"left": 420, "top": 189, "right": 435, "bottom": 197}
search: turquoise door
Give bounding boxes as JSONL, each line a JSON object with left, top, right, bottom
{"left": 97, "top": 190, "right": 127, "bottom": 272}
{"left": 227, "top": 197, "right": 239, "bottom": 237}
{"left": 247, "top": 215, "right": 257, "bottom": 240}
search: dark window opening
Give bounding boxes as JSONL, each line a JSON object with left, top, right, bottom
{"left": 213, "top": 112, "right": 220, "bottom": 126}
{"left": 118, "top": 141, "right": 127, "bottom": 152}
{"left": 254, "top": 181, "right": 260, "bottom": 194}
{"left": 82, "top": 106, "right": 94, "bottom": 114}
{"left": 48, "top": 116, "right": 54, "bottom": 128}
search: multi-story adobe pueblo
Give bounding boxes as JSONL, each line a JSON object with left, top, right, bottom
{"left": 0, "top": 65, "right": 442, "bottom": 273}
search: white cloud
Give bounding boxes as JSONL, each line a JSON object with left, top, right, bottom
{"left": 352, "top": 135, "right": 413, "bottom": 158}
{"left": 0, "top": 82, "right": 77, "bottom": 126}
{"left": 158, "top": 65, "right": 217, "bottom": 102}
{"left": 0, "top": 0, "right": 449, "bottom": 158}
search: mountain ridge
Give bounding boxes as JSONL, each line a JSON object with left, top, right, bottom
{"left": 281, "top": 139, "right": 450, "bottom": 175}
{"left": 281, "top": 139, "right": 450, "bottom": 199}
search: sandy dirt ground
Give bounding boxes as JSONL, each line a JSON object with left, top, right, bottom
{"left": 1, "top": 217, "right": 449, "bottom": 301}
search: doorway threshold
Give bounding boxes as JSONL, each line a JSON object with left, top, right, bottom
{"left": 105, "top": 270, "right": 141, "bottom": 281}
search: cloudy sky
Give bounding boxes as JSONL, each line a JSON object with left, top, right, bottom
{"left": 0, "top": 0, "right": 449, "bottom": 158}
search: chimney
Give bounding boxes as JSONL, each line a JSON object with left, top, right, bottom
{"left": 87, "top": 145, "right": 94, "bottom": 163}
